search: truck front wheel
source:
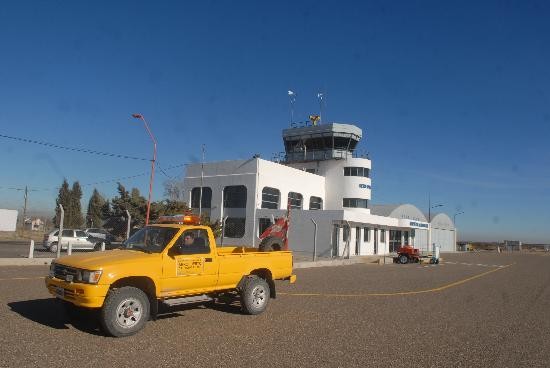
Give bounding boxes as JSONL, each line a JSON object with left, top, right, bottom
{"left": 100, "top": 286, "right": 150, "bottom": 337}
{"left": 398, "top": 254, "right": 409, "bottom": 264}
{"left": 240, "top": 276, "right": 270, "bottom": 315}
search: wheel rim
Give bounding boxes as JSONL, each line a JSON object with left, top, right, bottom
{"left": 115, "top": 297, "right": 143, "bottom": 328}
{"left": 251, "top": 285, "right": 267, "bottom": 308}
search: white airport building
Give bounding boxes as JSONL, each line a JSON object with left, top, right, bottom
{"left": 182, "top": 122, "right": 457, "bottom": 257}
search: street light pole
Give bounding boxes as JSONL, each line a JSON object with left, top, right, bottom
{"left": 132, "top": 114, "right": 157, "bottom": 226}
{"left": 427, "top": 195, "right": 443, "bottom": 253}
{"left": 453, "top": 211, "right": 464, "bottom": 251}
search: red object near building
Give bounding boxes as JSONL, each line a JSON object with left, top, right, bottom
{"left": 395, "top": 245, "right": 420, "bottom": 264}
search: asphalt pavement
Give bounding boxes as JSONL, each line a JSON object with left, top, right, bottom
{"left": 0, "top": 252, "right": 548, "bottom": 367}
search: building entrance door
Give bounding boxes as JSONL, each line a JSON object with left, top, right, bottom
{"left": 332, "top": 225, "right": 339, "bottom": 258}
{"left": 389, "top": 230, "right": 402, "bottom": 253}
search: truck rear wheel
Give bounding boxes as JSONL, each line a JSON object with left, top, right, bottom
{"left": 240, "top": 276, "right": 270, "bottom": 315}
{"left": 259, "top": 236, "right": 283, "bottom": 252}
{"left": 100, "top": 286, "right": 150, "bottom": 337}
{"left": 398, "top": 254, "right": 409, "bottom": 264}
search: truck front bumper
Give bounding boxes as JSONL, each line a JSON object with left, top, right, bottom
{"left": 45, "top": 276, "right": 109, "bottom": 308}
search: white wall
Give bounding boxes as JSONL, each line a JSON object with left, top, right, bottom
{"left": 287, "top": 157, "right": 372, "bottom": 212}
{"left": 257, "top": 160, "right": 326, "bottom": 210}
{"left": 0, "top": 209, "right": 18, "bottom": 231}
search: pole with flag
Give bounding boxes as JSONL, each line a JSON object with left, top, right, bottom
{"left": 288, "top": 90, "right": 296, "bottom": 125}
{"left": 317, "top": 92, "right": 324, "bottom": 124}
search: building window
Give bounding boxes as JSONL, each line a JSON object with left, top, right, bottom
{"left": 309, "top": 196, "right": 323, "bottom": 210}
{"left": 364, "top": 227, "right": 370, "bottom": 242}
{"left": 288, "top": 192, "right": 303, "bottom": 209}
{"left": 224, "top": 218, "right": 245, "bottom": 238}
{"left": 343, "top": 198, "right": 368, "bottom": 208}
{"left": 380, "top": 229, "right": 386, "bottom": 243}
{"left": 191, "top": 187, "right": 212, "bottom": 208}
{"left": 223, "top": 185, "right": 247, "bottom": 208}
{"left": 344, "top": 167, "right": 370, "bottom": 178}
{"left": 261, "top": 187, "right": 280, "bottom": 209}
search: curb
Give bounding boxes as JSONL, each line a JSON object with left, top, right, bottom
{"left": 0, "top": 258, "right": 54, "bottom": 266}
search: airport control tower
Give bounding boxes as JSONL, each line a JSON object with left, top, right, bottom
{"left": 281, "top": 122, "right": 372, "bottom": 212}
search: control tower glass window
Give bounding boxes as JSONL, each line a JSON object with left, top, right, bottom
{"left": 288, "top": 192, "right": 303, "bottom": 209}
{"left": 344, "top": 167, "right": 370, "bottom": 178}
{"left": 261, "top": 187, "right": 280, "bottom": 209}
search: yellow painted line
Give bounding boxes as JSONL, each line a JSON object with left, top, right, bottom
{"left": 280, "top": 263, "right": 514, "bottom": 298}
{"left": 0, "top": 276, "right": 44, "bottom": 281}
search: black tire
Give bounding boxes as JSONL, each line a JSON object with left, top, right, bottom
{"left": 49, "top": 242, "right": 58, "bottom": 253}
{"left": 259, "top": 236, "right": 283, "bottom": 252}
{"left": 93, "top": 243, "right": 102, "bottom": 251}
{"left": 100, "top": 286, "right": 150, "bottom": 337}
{"left": 398, "top": 254, "right": 409, "bottom": 264}
{"left": 240, "top": 276, "right": 270, "bottom": 315}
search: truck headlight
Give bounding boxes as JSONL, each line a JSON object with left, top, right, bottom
{"left": 75, "top": 270, "right": 102, "bottom": 284}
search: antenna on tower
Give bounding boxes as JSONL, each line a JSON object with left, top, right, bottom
{"left": 317, "top": 91, "right": 325, "bottom": 124}
{"left": 288, "top": 90, "right": 296, "bottom": 126}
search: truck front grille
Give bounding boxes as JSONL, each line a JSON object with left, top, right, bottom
{"left": 54, "top": 264, "right": 78, "bottom": 280}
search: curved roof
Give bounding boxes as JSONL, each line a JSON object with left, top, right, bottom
{"left": 370, "top": 204, "right": 427, "bottom": 222}
{"left": 430, "top": 213, "right": 455, "bottom": 230}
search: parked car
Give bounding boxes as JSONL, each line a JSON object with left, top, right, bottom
{"left": 43, "top": 229, "right": 103, "bottom": 253}
{"left": 84, "top": 228, "right": 116, "bottom": 243}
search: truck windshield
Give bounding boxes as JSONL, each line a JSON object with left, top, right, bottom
{"left": 121, "top": 226, "right": 179, "bottom": 253}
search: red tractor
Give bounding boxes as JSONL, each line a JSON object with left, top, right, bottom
{"left": 394, "top": 245, "right": 421, "bottom": 264}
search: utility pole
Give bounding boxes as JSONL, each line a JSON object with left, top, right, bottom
{"left": 22, "top": 186, "right": 28, "bottom": 230}
{"left": 199, "top": 144, "right": 205, "bottom": 218}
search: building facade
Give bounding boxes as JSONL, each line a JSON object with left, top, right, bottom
{"left": 183, "top": 122, "right": 457, "bottom": 256}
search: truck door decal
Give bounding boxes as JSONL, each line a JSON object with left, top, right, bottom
{"left": 176, "top": 257, "right": 204, "bottom": 276}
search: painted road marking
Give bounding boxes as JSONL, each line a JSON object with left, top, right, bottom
{"left": 279, "top": 263, "right": 514, "bottom": 298}
{"left": 442, "top": 262, "right": 508, "bottom": 268}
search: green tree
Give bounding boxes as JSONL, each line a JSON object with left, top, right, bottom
{"left": 53, "top": 179, "right": 71, "bottom": 227}
{"left": 87, "top": 188, "right": 105, "bottom": 228}
{"left": 69, "top": 181, "right": 84, "bottom": 228}
{"left": 101, "top": 200, "right": 112, "bottom": 220}
{"left": 53, "top": 179, "right": 84, "bottom": 228}
{"left": 108, "top": 183, "right": 149, "bottom": 236}
{"left": 150, "top": 199, "right": 190, "bottom": 220}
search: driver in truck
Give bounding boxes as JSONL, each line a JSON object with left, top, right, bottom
{"left": 183, "top": 232, "right": 195, "bottom": 246}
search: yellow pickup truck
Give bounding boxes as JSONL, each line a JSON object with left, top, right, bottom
{"left": 45, "top": 215, "right": 296, "bottom": 337}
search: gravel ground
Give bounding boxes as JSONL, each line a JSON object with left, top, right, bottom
{"left": 0, "top": 252, "right": 548, "bottom": 368}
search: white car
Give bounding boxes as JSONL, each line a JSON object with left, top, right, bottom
{"left": 84, "top": 228, "right": 115, "bottom": 243}
{"left": 43, "top": 229, "right": 102, "bottom": 253}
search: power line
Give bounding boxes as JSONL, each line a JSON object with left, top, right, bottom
{"left": 0, "top": 133, "right": 149, "bottom": 161}
{"left": 0, "top": 163, "right": 188, "bottom": 192}
{"left": 0, "top": 186, "right": 51, "bottom": 192}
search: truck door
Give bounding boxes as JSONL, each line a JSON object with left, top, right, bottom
{"left": 161, "top": 228, "right": 218, "bottom": 297}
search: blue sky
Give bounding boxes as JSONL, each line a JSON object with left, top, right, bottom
{"left": 0, "top": 1, "right": 549, "bottom": 242}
